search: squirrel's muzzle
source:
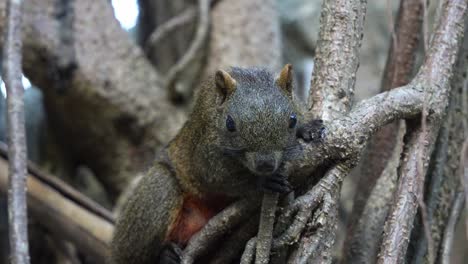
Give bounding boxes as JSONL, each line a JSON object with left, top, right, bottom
{"left": 247, "top": 152, "right": 282, "bottom": 175}
{"left": 255, "top": 159, "right": 276, "bottom": 174}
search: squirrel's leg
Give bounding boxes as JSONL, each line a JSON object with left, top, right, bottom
{"left": 110, "top": 163, "right": 184, "bottom": 264}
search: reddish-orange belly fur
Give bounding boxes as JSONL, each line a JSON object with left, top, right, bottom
{"left": 168, "top": 194, "right": 229, "bottom": 246}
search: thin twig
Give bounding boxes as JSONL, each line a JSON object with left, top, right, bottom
{"left": 441, "top": 191, "right": 465, "bottom": 264}
{"left": 144, "top": 0, "right": 220, "bottom": 53}
{"left": 3, "top": 0, "right": 30, "bottom": 263}
{"left": 255, "top": 192, "right": 279, "bottom": 264}
{"left": 166, "top": 0, "right": 210, "bottom": 101}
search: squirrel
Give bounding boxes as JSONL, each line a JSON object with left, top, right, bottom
{"left": 110, "top": 64, "right": 321, "bottom": 264}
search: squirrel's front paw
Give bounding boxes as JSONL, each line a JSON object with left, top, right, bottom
{"left": 159, "top": 243, "right": 182, "bottom": 264}
{"left": 261, "top": 172, "right": 292, "bottom": 194}
{"left": 296, "top": 119, "right": 325, "bottom": 143}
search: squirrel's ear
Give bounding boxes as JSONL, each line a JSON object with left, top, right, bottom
{"left": 215, "top": 69, "right": 237, "bottom": 102}
{"left": 276, "top": 64, "right": 293, "bottom": 96}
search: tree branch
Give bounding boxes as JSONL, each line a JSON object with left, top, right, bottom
{"left": 2, "top": 0, "right": 30, "bottom": 262}
{"left": 0, "top": 0, "right": 186, "bottom": 199}
{"left": 0, "top": 157, "right": 113, "bottom": 262}
{"left": 308, "top": 0, "right": 367, "bottom": 120}
{"left": 255, "top": 192, "right": 278, "bottom": 264}
{"left": 344, "top": 2, "right": 423, "bottom": 257}
{"left": 377, "top": 1, "right": 467, "bottom": 263}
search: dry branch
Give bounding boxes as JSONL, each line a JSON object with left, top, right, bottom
{"left": 2, "top": 0, "right": 30, "bottom": 262}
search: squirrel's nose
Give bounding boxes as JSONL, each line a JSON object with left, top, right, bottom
{"left": 255, "top": 159, "right": 276, "bottom": 174}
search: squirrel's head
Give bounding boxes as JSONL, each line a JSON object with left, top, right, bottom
{"left": 215, "top": 64, "right": 300, "bottom": 176}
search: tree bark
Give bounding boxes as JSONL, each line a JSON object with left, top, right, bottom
{"left": 0, "top": 0, "right": 186, "bottom": 199}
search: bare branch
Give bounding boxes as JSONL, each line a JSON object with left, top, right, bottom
{"left": 2, "top": 0, "right": 30, "bottom": 262}
{"left": 308, "top": 0, "right": 367, "bottom": 120}
{"left": 0, "top": 158, "right": 113, "bottom": 262}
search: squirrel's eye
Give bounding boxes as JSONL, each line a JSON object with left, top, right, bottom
{"left": 289, "top": 113, "right": 297, "bottom": 129}
{"left": 226, "top": 115, "right": 236, "bottom": 132}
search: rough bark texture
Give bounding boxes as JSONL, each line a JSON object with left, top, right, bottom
{"left": 308, "top": 0, "right": 367, "bottom": 120}
{"left": 344, "top": 0, "right": 423, "bottom": 262}
{"left": 377, "top": 1, "right": 467, "bottom": 263}
{"left": 408, "top": 10, "right": 468, "bottom": 263}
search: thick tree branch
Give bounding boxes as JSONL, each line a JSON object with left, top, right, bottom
{"left": 2, "top": 0, "right": 30, "bottom": 262}
{"left": 0, "top": 0, "right": 186, "bottom": 198}
{"left": 308, "top": 0, "right": 367, "bottom": 120}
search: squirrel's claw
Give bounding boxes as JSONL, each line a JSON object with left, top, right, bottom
{"left": 296, "top": 119, "right": 325, "bottom": 143}
{"left": 159, "top": 243, "right": 183, "bottom": 264}
{"left": 262, "top": 172, "right": 292, "bottom": 194}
